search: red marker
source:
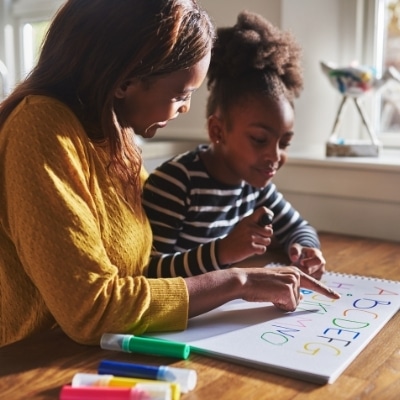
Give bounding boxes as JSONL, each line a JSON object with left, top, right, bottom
{"left": 60, "top": 384, "right": 171, "bottom": 400}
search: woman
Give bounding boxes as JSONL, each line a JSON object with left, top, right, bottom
{"left": 0, "top": 0, "right": 339, "bottom": 348}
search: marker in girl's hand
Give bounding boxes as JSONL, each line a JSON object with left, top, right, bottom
{"left": 258, "top": 213, "right": 273, "bottom": 227}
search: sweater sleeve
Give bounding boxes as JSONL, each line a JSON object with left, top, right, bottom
{"left": 1, "top": 97, "right": 188, "bottom": 345}
{"left": 142, "top": 160, "right": 221, "bottom": 277}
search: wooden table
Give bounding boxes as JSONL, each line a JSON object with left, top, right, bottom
{"left": 1, "top": 232, "right": 399, "bottom": 400}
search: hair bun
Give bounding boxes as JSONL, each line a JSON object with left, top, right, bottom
{"left": 208, "top": 10, "right": 303, "bottom": 97}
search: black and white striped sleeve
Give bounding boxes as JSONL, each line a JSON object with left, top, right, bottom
{"left": 142, "top": 160, "right": 223, "bottom": 277}
{"left": 261, "top": 183, "right": 320, "bottom": 252}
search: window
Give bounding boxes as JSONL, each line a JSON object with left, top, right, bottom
{"left": 338, "top": 0, "right": 400, "bottom": 150}
{"left": 372, "top": 0, "right": 400, "bottom": 147}
{"left": 21, "top": 20, "right": 49, "bottom": 76}
{"left": 1, "top": 0, "right": 63, "bottom": 93}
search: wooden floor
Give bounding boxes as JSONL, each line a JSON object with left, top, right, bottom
{"left": 0, "top": 232, "right": 399, "bottom": 400}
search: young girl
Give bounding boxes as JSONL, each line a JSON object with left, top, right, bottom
{"left": 143, "top": 10, "right": 326, "bottom": 279}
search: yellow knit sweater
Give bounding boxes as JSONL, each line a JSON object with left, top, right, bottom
{"left": 0, "top": 96, "right": 188, "bottom": 347}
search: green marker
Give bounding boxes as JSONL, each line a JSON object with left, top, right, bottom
{"left": 100, "top": 333, "right": 191, "bottom": 359}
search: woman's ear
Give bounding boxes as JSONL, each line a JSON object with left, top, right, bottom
{"left": 207, "top": 114, "right": 223, "bottom": 144}
{"left": 115, "top": 80, "right": 133, "bottom": 99}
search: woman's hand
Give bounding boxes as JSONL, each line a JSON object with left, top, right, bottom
{"left": 236, "top": 266, "right": 337, "bottom": 311}
{"left": 185, "top": 266, "right": 340, "bottom": 318}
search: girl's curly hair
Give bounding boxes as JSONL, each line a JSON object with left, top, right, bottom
{"left": 206, "top": 10, "right": 303, "bottom": 117}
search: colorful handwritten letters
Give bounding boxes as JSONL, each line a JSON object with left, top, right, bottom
{"left": 149, "top": 273, "right": 400, "bottom": 383}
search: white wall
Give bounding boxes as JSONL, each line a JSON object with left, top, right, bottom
{"left": 282, "top": 0, "right": 355, "bottom": 152}
{"left": 145, "top": 0, "right": 400, "bottom": 243}
{"left": 272, "top": 152, "right": 400, "bottom": 242}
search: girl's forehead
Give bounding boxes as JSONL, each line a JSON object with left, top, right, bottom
{"left": 226, "top": 95, "right": 295, "bottom": 130}
{"left": 229, "top": 93, "right": 292, "bottom": 114}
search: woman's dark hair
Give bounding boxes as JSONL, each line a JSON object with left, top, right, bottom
{"left": 0, "top": 0, "right": 215, "bottom": 204}
{"left": 206, "top": 10, "right": 303, "bottom": 121}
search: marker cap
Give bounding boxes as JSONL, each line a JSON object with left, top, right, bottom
{"left": 72, "top": 372, "right": 180, "bottom": 400}
{"left": 72, "top": 373, "right": 113, "bottom": 387}
{"left": 100, "top": 333, "right": 190, "bottom": 359}
{"left": 60, "top": 385, "right": 170, "bottom": 400}
{"left": 259, "top": 212, "right": 273, "bottom": 226}
{"left": 100, "top": 333, "right": 126, "bottom": 352}
{"left": 158, "top": 366, "right": 197, "bottom": 392}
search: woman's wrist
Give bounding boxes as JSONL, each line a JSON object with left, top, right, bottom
{"left": 185, "top": 268, "right": 244, "bottom": 317}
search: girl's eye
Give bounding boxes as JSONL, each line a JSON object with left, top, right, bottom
{"left": 279, "top": 141, "right": 291, "bottom": 149}
{"left": 251, "top": 136, "right": 267, "bottom": 144}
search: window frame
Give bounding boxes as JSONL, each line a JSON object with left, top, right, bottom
{"left": 2, "top": 0, "right": 63, "bottom": 88}
{"left": 366, "top": 0, "right": 400, "bottom": 148}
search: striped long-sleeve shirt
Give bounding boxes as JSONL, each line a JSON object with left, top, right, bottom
{"left": 143, "top": 145, "right": 320, "bottom": 278}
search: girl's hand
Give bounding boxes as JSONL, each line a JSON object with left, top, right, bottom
{"left": 289, "top": 243, "right": 326, "bottom": 280}
{"left": 217, "top": 207, "right": 273, "bottom": 266}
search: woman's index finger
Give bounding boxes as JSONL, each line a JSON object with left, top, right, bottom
{"left": 299, "top": 270, "right": 341, "bottom": 299}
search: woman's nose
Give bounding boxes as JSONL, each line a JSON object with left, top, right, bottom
{"left": 178, "top": 99, "right": 191, "bottom": 114}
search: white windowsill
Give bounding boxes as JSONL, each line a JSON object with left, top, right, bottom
{"left": 286, "top": 146, "right": 400, "bottom": 172}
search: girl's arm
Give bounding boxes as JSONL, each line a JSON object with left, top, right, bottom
{"left": 261, "top": 183, "right": 320, "bottom": 252}
{"left": 143, "top": 160, "right": 223, "bottom": 277}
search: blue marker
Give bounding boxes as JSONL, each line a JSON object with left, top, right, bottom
{"left": 98, "top": 359, "right": 197, "bottom": 393}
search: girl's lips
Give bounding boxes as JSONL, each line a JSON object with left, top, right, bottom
{"left": 259, "top": 168, "right": 276, "bottom": 179}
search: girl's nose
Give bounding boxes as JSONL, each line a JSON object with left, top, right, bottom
{"left": 265, "top": 145, "right": 281, "bottom": 164}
